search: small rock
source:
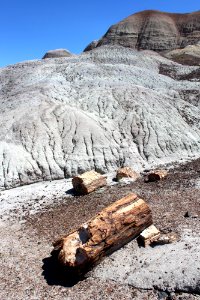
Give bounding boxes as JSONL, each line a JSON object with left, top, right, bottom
{"left": 19, "top": 220, "right": 26, "bottom": 225}
{"left": 158, "top": 291, "right": 169, "bottom": 299}
{"left": 192, "top": 214, "right": 198, "bottom": 219}
{"left": 153, "top": 232, "right": 179, "bottom": 245}
{"left": 143, "top": 169, "right": 151, "bottom": 173}
{"left": 184, "top": 211, "right": 198, "bottom": 218}
{"left": 184, "top": 211, "right": 190, "bottom": 218}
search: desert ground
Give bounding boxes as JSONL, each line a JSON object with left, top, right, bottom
{"left": 0, "top": 158, "right": 200, "bottom": 300}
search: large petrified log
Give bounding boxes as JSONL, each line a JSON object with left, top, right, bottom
{"left": 72, "top": 170, "right": 107, "bottom": 195}
{"left": 53, "top": 193, "right": 152, "bottom": 272}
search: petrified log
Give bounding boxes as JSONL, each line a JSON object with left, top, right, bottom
{"left": 116, "top": 167, "right": 139, "bottom": 181}
{"left": 72, "top": 170, "right": 107, "bottom": 195}
{"left": 146, "top": 170, "right": 168, "bottom": 182}
{"left": 53, "top": 193, "right": 152, "bottom": 271}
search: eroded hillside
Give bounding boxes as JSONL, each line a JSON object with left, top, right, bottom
{"left": 0, "top": 46, "right": 200, "bottom": 189}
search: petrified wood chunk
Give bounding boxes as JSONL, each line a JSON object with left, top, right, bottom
{"left": 146, "top": 170, "right": 168, "bottom": 182}
{"left": 138, "top": 225, "right": 160, "bottom": 247}
{"left": 72, "top": 170, "right": 107, "bottom": 195}
{"left": 116, "top": 167, "right": 139, "bottom": 181}
{"left": 53, "top": 193, "right": 152, "bottom": 271}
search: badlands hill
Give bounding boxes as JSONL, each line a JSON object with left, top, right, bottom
{"left": 84, "top": 10, "right": 200, "bottom": 52}
{"left": 0, "top": 45, "right": 200, "bottom": 190}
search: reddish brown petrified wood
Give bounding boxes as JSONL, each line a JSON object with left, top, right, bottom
{"left": 147, "top": 170, "right": 168, "bottom": 182}
{"left": 116, "top": 167, "right": 140, "bottom": 181}
{"left": 53, "top": 193, "right": 152, "bottom": 271}
{"left": 72, "top": 170, "right": 107, "bottom": 195}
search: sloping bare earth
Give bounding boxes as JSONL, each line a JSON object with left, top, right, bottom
{"left": 0, "top": 159, "right": 200, "bottom": 299}
{"left": 1, "top": 45, "right": 200, "bottom": 190}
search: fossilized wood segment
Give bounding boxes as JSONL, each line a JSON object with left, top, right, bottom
{"left": 72, "top": 170, "right": 107, "bottom": 194}
{"left": 53, "top": 193, "right": 152, "bottom": 270}
{"left": 116, "top": 167, "right": 139, "bottom": 181}
{"left": 138, "top": 224, "right": 160, "bottom": 247}
{"left": 147, "top": 170, "right": 168, "bottom": 182}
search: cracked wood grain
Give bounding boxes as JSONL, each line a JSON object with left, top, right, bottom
{"left": 53, "top": 193, "right": 152, "bottom": 271}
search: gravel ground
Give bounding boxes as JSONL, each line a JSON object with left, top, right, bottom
{"left": 0, "top": 159, "right": 200, "bottom": 299}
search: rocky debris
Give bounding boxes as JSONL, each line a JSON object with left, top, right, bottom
{"left": 145, "top": 170, "right": 168, "bottom": 182}
{"left": 53, "top": 193, "right": 152, "bottom": 272}
{"left": 72, "top": 170, "right": 106, "bottom": 195}
{"left": 84, "top": 10, "right": 200, "bottom": 52}
{"left": 0, "top": 45, "right": 200, "bottom": 190}
{"left": 164, "top": 43, "right": 200, "bottom": 66}
{"left": 157, "top": 291, "right": 169, "bottom": 299}
{"left": 42, "top": 49, "right": 72, "bottom": 59}
{"left": 184, "top": 211, "right": 199, "bottom": 218}
{"left": 138, "top": 224, "right": 160, "bottom": 247}
{"left": 152, "top": 232, "right": 179, "bottom": 245}
{"left": 184, "top": 211, "right": 191, "bottom": 218}
{"left": 116, "top": 167, "right": 139, "bottom": 181}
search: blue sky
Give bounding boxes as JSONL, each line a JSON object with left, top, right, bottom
{"left": 0, "top": 0, "right": 199, "bottom": 67}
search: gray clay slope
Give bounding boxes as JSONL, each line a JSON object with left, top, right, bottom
{"left": 0, "top": 46, "right": 200, "bottom": 189}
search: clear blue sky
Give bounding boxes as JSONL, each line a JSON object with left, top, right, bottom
{"left": 0, "top": 0, "right": 199, "bottom": 67}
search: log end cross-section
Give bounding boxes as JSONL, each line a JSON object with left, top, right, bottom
{"left": 72, "top": 170, "right": 107, "bottom": 195}
{"left": 116, "top": 167, "right": 140, "bottom": 181}
{"left": 146, "top": 170, "right": 168, "bottom": 182}
{"left": 53, "top": 193, "right": 152, "bottom": 272}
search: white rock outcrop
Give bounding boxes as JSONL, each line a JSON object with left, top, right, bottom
{"left": 0, "top": 45, "right": 200, "bottom": 189}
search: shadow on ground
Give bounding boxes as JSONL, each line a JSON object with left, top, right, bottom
{"left": 65, "top": 188, "right": 76, "bottom": 196}
{"left": 65, "top": 188, "right": 86, "bottom": 197}
{"left": 42, "top": 252, "right": 85, "bottom": 287}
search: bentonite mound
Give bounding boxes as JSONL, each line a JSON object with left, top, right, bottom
{"left": 42, "top": 49, "right": 72, "bottom": 59}
{"left": 0, "top": 45, "right": 200, "bottom": 190}
{"left": 84, "top": 10, "right": 200, "bottom": 52}
{"left": 164, "top": 42, "right": 200, "bottom": 65}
